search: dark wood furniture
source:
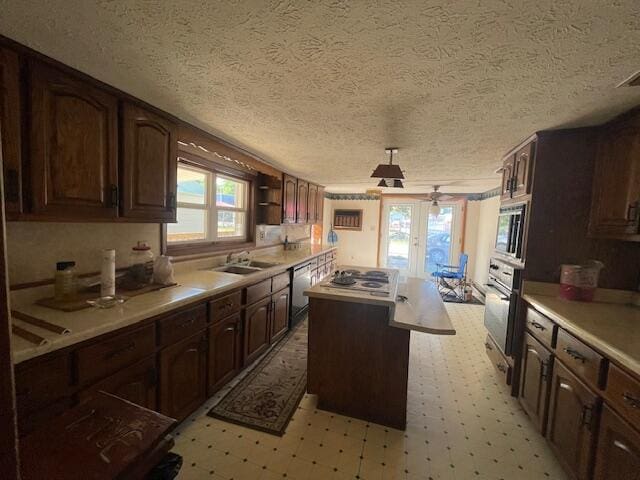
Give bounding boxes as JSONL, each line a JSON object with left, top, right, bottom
{"left": 121, "top": 102, "right": 178, "bottom": 222}
{"left": 257, "top": 173, "right": 283, "bottom": 225}
{"left": 333, "top": 209, "right": 363, "bottom": 230}
{"left": 0, "top": 45, "right": 22, "bottom": 216}
{"left": 296, "top": 179, "right": 308, "bottom": 224}
{"left": 518, "top": 301, "right": 640, "bottom": 480}
{"left": 29, "top": 60, "right": 119, "bottom": 219}
{"left": 307, "top": 183, "right": 318, "bottom": 223}
{"left": 19, "top": 392, "right": 177, "bottom": 480}
{"left": 589, "top": 108, "right": 640, "bottom": 241}
{"left": 208, "top": 313, "right": 242, "bottom": 394}
{"left": 282, "top": 174, "right": 297, "bottom": 224}
{"left": 499, "top": 141, "right": 533, "bottom": 201}
{"left": 308, "top": 298, "right": 410, "bottom": 430}
{"left": 243, "top": 296, "right": 272, "bottom": 365}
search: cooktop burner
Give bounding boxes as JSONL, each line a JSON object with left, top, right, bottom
{"left": 366, "top": 271, "right": 387, "bottom": 277}
{"left": 331, "top": 277, "right": 357, "bottom": 286}
{"left": 344, "top": 269, "right": 361, "bottom": 275}
{"left": 361, "top": 281, "right": 383, "bottom": 288}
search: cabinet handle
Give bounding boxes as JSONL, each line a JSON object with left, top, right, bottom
{"left": 563, "top": 347, "right": 586, "bottom": 363}
{"left": 167, "top": 192, "right": 177, "bottom": 209}
{"left": 529, "top": 321, "right": 546, "bottom": 331}
{"left": 484, "top": 342, "right": 493, "bottom": 350}
{"left": 627, "top": 202, "right": 639, "bottom": 221}
{"left": 224, "top": 326, "right": 235, "bottom": 333}
{"left": 109, "top": 184, "right": 119, "bottom": 208}
{"left": 622, "top": 392, "right": 640, "bottom": 409}
{"left": 106, "top": 341, "right": 135, "bottom": 359}
{"left": 580, "top": 404, "right": 595, "bottom": 430}
{"left": 179, "top": 318, "right": 196, "bottom": 328}
{"left": 613, "top": 440, "right": 632, "bottom": 454}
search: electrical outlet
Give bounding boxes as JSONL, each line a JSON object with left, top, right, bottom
{"left": 259, "top": 231, "right": 265, "bottom": 240}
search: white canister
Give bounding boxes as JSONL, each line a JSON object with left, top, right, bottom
{"left": 101, "top": 249, "right": 116, "bottom": 297}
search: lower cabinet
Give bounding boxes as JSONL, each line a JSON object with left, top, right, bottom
{"left": 79, "top": 355, "right": 157, "bottom": 410}
{"left": 519, "top": 333, "right": 553, "bottom": 433}
{"left": 159, "top": 329, "right": 208, "bottom": 421}
{"left": 546, "top": 360, "right": 599, "bottom": 480}
{"left": 243, "top": 296, "right": 271, "bottom": 366}
{"left": 594, "top": 404, "right": 640, "bottom": 480}
{"left": 208, "top": 314, "right": 242, "bottom": 395}
{"left": 271, "top": 287, "right": 290, "bottom": 343}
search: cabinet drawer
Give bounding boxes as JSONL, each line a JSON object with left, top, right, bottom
{"left": 525, "top": 307, "right": 556, "bottom": 348}
{"left": 272, "top": 272, "right": 290, "bottom": 292}
{"left": 245, "top": 278, "right": 271, "bottom": 305}
{"left": 77, "top": 323, "right": 156, "bottom": 385}
{"left": 15, "top": 353, "right": 73, "bottom": 414}
{"left": 158, "top": 304, "right": 207, "bottom": 347}
{"left": 556, "top": 329, "right": 605, "bottom": 389}
{"left": 308, "top": 257, "right": 318, "bottom": 269}
{"left": 605, "top": 364, "right": 640, "bottom": 426}
{"left": 209, "top": 290, "right": 242, "bottom": 322}
{"left": 485, "top": 334, "right": 511, "bottom": 385}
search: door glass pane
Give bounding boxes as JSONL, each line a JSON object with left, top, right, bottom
{"left": 425, "top": 206, "right": 453, "bottom": 274}
{"left": 167, "top": 207, "right": 207, "bottom": 242}
{"left": 177, "top": 165, "right": 208, "bottom": 205}
{"left": 386, "top": 205, "right": 412, "bottom": 269}
{"left": 217, "top": 211, "right": 246, "bottom": 238}
{"left": 216, "top": 176, "right": 246, "bottom": 208}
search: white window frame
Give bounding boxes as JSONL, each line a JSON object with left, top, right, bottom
{"left": 168, "top": 162, "right": 249, "bottom": 245}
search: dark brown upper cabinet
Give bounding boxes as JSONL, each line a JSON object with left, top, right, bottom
{"left": 316, "top": 186, "right": 325, "bottom": 223}
{"left": 282, "top": 174, "right": 297, "bottom": 224}
{"left": 121, "top": 102, "right": 177, "bottom": 222}
{"left": 29, "top": 60, "right": 119, "bottom": 219}
{"left": 500, "top": 141, "right": 534, "bottom": 201}
{"left": 589, "top": 110, "right": 640, "bottom": 241}
{"left": 0, "top": 46, "right": 22, "bottom": 215}
{"left": 296, "top": 179, "right": 308, "bottom": 224}
{"left": 307, "top": 183, "right": 318, "bottom": 224}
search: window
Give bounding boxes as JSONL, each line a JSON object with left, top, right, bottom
{"left": 167, "top": 162, "right": 249, "bottom": 245}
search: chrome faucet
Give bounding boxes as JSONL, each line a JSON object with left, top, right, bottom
{"left": 226, "top": 251, "right": 250, "bottom": 265}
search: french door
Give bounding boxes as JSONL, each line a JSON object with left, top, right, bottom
{"left": 379, "top": 199, "right": 462, "bottom": 278}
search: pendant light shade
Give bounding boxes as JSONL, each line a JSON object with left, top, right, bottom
{"left": 393, "top": 179, "right": 404, "bottom": 188}
{"left": 377, "top": 179, "right": 388, "bottom": 187}
{"left": 430, "top": 200, "right": 441, "bottom": 217}
{"left": 371, "top": 148, "right": 404, "bottom": 180}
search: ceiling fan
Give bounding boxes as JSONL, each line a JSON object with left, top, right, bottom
{"left": 422, "top": 185, "right": 455, "bottom": 217}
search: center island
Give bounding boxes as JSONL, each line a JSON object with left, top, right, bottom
{"left": 304, "top": 266, "right": 456, "bottom": 430}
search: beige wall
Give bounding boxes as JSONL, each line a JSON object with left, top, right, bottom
{"left": 6, "top": 222, "right": 162, "bottom": 285}
{"left": 464, "top": 195, "right": 500, "bottom": 289}
{"left": 323, "top": 198, "right": 381, "bottom": 268}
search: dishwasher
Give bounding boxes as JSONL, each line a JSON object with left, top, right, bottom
{"left": 291, "top": 263, "right": 311, "bottom": 326}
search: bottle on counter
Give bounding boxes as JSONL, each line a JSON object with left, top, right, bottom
{"left": 55, "top": 261, "right": 77, "bottom": 301}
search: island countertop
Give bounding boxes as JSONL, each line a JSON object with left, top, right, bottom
{"left": 305, "top": 270, "right": 455, "bottom": 336}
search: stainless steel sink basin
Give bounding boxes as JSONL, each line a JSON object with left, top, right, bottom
{"left": 246, "top": 260, "right": 280, "bottom": 268}
{"left": 214, "top": 265, "right": 262, "bottom": 275}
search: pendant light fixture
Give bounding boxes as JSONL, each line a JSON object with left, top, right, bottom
{"left": 371, "top": 148, "right": 404, "bottom": 187}
{"left": 429, "top": 185, "right": 441, "bottom": 217}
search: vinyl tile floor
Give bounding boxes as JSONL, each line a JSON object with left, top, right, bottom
{"left": 172, "top": 303, "right": 568, "bottom": 479}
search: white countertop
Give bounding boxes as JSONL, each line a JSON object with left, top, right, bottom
{"left": 523, "top": 292, "right": 640, "bottom": 376}
{"left": 305, "top": 268, "right": 455, "bottom": 336}
{"left": 11, "top": 245, "right": 336, "bottom": 364}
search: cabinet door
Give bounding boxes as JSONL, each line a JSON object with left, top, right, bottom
{"left": 29, "top": 60, "right": 119, "bottom": 218}
{"left": 519, "top": 333, "right": 552, "bottom": 433}
{"left": 594, "top": 404, "right": 640, "bottom": 480}
{"left": 512, "top": 142, "right": 533, "bottom": 198}
{"left": 307, "top": 183, "right": 318, "bottom": 224}
{"left": 208, "top": 314, "right": 241, "bottom": 395}
{"left": 122, "top": 102, "right": 177, "bottom": 222}
{"left": 79, "top": 356, "right": 157, "bottom": 411}
{"left": 0, "top": 46, "right": 22, "bottom": 215}
{"left": 243, "top": 296, "right": 271, "bottom": 366}
{"left": 271, "top": 287, "right": 290, "bottom": 343}
{"left": 590, "top": 118, "right": 640, "bottom": 238}
{"left": 296, "top": 180, "right": 308, "bottom": 224}
{"left": 546, "top": 360, "right": 599, "bottom": 480}
{"left": 159, "top": 330, "right": 207, "bottom": 421}
{"left": 282, "top": 174, "right": 297, "bottom": 224}
{"left": 500, "top": 155, "right": 515, "bottom": 200}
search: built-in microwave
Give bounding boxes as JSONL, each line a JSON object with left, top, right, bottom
{"left": 495, "top": 204, "right": 525, "bottom": 259}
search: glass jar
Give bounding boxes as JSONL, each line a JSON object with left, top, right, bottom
{"left": 55, "top": 261, "right": 77, "bottom": 301}
{"left": 127, "top": 241, "right": 154, "bottom": 288}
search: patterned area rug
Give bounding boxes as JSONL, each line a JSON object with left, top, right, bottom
{"left": 207, "top": 320, "right": 307, "bottom": 436}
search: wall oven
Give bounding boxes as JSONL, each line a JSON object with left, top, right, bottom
{"left": 495, "top": 204, "right": 526, "bottom": 259}
{"left": 484, "top": 258, "right": 520, "bottom": 357}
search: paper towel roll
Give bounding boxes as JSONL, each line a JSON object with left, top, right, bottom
{"left": 101, "top": 249, "right": 116, "bottom": 297}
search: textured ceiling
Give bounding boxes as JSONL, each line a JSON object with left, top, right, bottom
{"left": 2, "top": 1, "right": 640, "bottom": 193}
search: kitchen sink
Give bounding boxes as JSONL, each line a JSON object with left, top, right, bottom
{"left": 214, "top": 265, "right": 262, "bottom": 275}
{"left": 246, "top": 260, "right": 280, "bottom": 268}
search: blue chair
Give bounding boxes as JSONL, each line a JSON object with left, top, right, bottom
{"left": 432, "top": 253, "right": 469, "bottom": 300}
